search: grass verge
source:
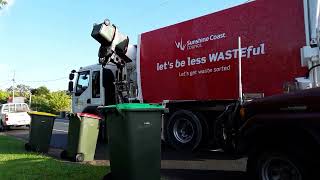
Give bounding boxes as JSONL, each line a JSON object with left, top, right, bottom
{"left": 0, "top": 135, "right": 108, "bottom": 180}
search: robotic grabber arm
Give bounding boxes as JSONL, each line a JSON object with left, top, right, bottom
{"left": 91, "top": 19, "right": 132, "bottom": 68}
{"left": 91, "top": 19, "right": 138, "bottom": 104}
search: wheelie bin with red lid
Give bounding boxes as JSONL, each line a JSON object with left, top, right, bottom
{"left": 60, "top": 113, "right": 101, "bottom": 162}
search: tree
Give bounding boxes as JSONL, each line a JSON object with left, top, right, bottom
{"left": 48, "top": 91, "right": 71, "bottom": 113}
{"left": 0, "top": 0, "right": 7, "bottom": 9}
{"left": 31, "top": 95, "right": 51, "bottom": 112}
{"left": 0, "top": 90, "right": 9, "bottom": 104}
{"left": 31, "top": 86, "right": 50, "bottom": 96}
{"left": 7, "top": 84, "right": 31, "bottom": 97}
{"left": 31, "top": 90, "right": 71, "bottom": 114}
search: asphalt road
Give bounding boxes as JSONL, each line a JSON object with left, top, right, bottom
{"left": 4, "top": 118, "right": 248, "bottom": 180}
{"left": 4, "top": 118, "right": 69, "bottom": 149}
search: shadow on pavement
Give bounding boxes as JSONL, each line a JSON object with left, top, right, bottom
{"left": 50, "top": 133, "right": 68, "bottom": 149}
{"left": 161, "top": 169, "right": 247, "bottom": 180}
{"left": 3, "top": 126, "right": 29, "bottom": 141}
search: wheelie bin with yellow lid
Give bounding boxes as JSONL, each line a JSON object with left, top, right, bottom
{"left": 25, "top": 111, "right": 56, "bottom": 153}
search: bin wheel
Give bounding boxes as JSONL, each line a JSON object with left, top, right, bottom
{"left": 34, "top": 146, "right": 41, "bottom": 153}
{"left": 0, "top": 121, "right": 5, "bottom": 132}
{"left": 60, "top": 150, "right": 68, "bottom": 159}
{"left": 25, "top": 143, "right": 32, "bottom": 151}
{"left": 75, "top": 153, "right": 84, "bottom": 162}
{"left": 103, "top": 173, "right": 112, "bottom": 180}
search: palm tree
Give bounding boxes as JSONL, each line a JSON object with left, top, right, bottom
{"left": 0, "top": 0, "right": 8, "bottom": 9}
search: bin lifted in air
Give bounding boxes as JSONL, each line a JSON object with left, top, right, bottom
{"left": 91, "top": 19, "right": 131, "bottom": 67}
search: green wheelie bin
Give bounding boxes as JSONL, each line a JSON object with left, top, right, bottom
{"left": 100, "top": 103, "right": 166, "bottom": 180}
{"left": 25, "top": 112, "right": 56, "bottom": 153}
{"left": 60, "top": 113, "right": 101, "bottom": 162}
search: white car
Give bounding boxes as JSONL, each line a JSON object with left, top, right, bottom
{"left": 0, "top": 103, "right": 31, "bottom": 131}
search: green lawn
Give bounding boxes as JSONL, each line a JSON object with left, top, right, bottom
{"left": 0, "top": 135, "right": 109, "bottom": 180}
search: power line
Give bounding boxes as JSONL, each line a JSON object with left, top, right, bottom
{"left": 0, "top": 80, "right": 11, "bottom": 88}
{"left": 16, "top": 77, "right": 68, "bottom": 83}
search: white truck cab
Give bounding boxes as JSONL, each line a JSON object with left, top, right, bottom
{"left": 69, "top": 45, "right": 137, "bottom": 114}
{"left": 70, "top": 64, "right": 118, "bottom": 113}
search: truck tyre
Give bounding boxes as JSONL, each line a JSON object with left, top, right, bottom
{"left": 166, "top": 110, "right": 202, "bottom": 151}
{"left": 247, "top": 150, "right": 309, "bottom": 180}
{"left": 214, "top": 118, "right": 235, "bottom": 153}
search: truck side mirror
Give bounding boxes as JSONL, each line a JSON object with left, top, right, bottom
{"left": 69, "top": 73, "right": 75, "bottom": 80}
{"left": 68, "top": 81, "right": 74, "bottom": 92}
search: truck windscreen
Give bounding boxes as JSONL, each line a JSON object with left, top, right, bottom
{"left": 75, "top": 71, "right": 90, "bottom": 96}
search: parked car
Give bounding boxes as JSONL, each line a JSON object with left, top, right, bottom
{"left": 0, "top": 103, "right": 31, "bottom": 131}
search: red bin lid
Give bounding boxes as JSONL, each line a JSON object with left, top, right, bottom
{"left": 76, "top": 113, "right": 102, "bottom": 120}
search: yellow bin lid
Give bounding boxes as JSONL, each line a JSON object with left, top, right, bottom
{"left": 28, "top": 111, "right": 57, "bottom": 117}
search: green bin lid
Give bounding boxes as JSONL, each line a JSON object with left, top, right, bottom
{"left": 28, "top": 111, "right": 57, "bottom": 117}
{"left": 100, "top": 103, "right": 165, "bottom": 112}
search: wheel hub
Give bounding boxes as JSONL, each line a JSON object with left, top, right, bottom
{"left": 173, "top": 118, "right": 194, "bottom": 144}
{"left": 262, "top": 156, "right": 302, "bottom": 180}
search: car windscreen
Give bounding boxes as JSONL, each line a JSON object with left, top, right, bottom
{"left": 15, "top": 104, "right": 29, "bottom": 112}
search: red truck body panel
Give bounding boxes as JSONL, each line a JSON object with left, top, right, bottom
{"left": 139, "top": 0, "right": 307, "bottom": 103}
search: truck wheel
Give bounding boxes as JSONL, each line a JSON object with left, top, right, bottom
{"left": 214, "top": 120, "right": 235, "bottom": 153}
{"left": 247, "top": 150, "right": 308, "bottom": 180}
{"left": 166, "top": 110, "right": 202, "bottom": 151}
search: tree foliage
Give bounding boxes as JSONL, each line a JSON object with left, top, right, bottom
{"left": 31, "top": 90, "right": 71, "bottom": 114}
{"left": 1, "top": 84, "right": 71, "bottom": 114}
{"left": 0, "top": 90, "right": 9, "bottom": 104}
{"left": 31, "top": 86, "right": 50, "bottom": 96}
{"left": 7, "top": 84, "right": 31, "bottom": 97}
{"left": 48, "top": 91, "right": 71, "bottom": 113}
{"left": 31, "top": 95, "right": 51, "bottom": 113}
{"left": 0, "top": 0, "right": 7, "bottom": 9}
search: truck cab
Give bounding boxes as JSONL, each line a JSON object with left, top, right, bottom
{"left": 70, "top": 64, "right": 117, "bottom": 114}
{"left": 69, "top": 44, "right": 137, "bottom": 114}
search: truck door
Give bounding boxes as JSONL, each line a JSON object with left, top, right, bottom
{"left": 73, "top": 70, "right": 91, "bottom": 113}
{"left": 102, "top": 68, "right": 116, "bottom": 105}
{"left": 91, "top": 70, "right": 103, "bottom": 106}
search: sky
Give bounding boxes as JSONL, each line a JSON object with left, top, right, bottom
{"left": 0, "top": 0, "right": 245, "bottom": 91}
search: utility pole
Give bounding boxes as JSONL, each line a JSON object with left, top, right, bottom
{"left": 12, "top": 71, "right": 15, "bottom": 103}
{"left": 29, "top": 90, "right": 32, "bottom": 108}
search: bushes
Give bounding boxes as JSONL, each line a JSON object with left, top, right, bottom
{"left": 0, "top": 90, "right": 10, "bottom": 104}
{"left": 31, "top": 91, "right": 71, "bottom": 114}
{"left": 1, "top": 86, "right": 71, "bottom": 114}
{"left": 48, "top": 91, "right": 71, "bottom": 113}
